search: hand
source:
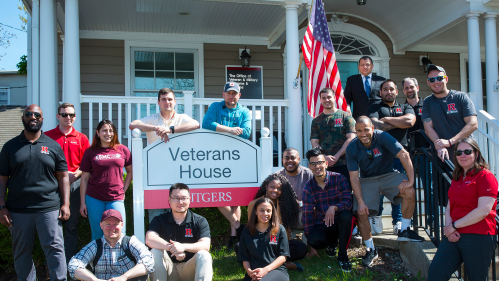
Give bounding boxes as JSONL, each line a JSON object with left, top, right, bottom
{"left": 246, "top": 268, "right": 258, "bottom": 280}
{"left": 253, "top": 267, "right": 269, "bottom": 280}
{"left": 447, "top": 231, "right": 461, "bottom": 242}
{"left": 0, "top": 208, "right": 12, "bottom": 227}
{"left": 325, "top": 155, "right": 337, "bottom": 167}
{"left": 230, "top": 127, "right": 243, "bottom": 136}
{"left": 306, "top": 246, "right": 320, "bottom": 257}
{"left": 357, "top": 202, "right": 369, "bottom": 216}
{"left": 397, "top": 180, "right": 413, "bottom": 194}
{"left": 174, "top": 252, "right": 186, "bottom": 261}
{"left": 80, "top": 203, "right": 88, "bottom": 218}
{"left": 169, "top": 240, "right": 185, "bottom": 256}
{"left": 155, "top": 126, "right": 170, "bottom": 143}
{"left": 68, "top": 172, "right": 78, "bottom": 184}
{"left": 108, "top": 275, "right": 127, "bottom": 281}
{"left": 325, "top": 205, "right": 336, "bottom": 227}
{"left": 59, "top": 204, "right": 70, "bottom": 221}
{"left": 434, "top": 139, "right": 451, "bottom": 150}
{"left": 443, "top": 223, "right": 457, "bottom": 238}
{"left": 437, "top": 147, "right": 449, "bottom": 161}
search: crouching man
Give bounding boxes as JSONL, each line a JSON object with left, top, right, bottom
{"left": 68, "top": 209, "right": 154, "bottom": 281}
{"left": 146, "top": 183, "right": 213, "bottom": 281}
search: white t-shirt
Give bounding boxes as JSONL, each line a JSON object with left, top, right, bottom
{"left": 139, "top": 112, "right": 193, "bottom": 144}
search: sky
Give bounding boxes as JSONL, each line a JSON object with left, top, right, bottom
{"left": 0, "top": 0, "right": 27, "bottom": 71}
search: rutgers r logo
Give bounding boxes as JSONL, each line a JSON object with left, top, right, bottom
{"left": 185, "top": 228, "right": 193, "bottom": 237}
{"left": 447, "top": 103, "right": 458, "bottom": 114}
{"left": 418, "top": 108, "right": 423, "bottom": 115}
{"left": 395, "top": 108, "right": 402, "bottom": 113}
{"left": 40, "top": 146, "right": 49, "bottom": 154}
{"left": 334, "top": 118, "right": 342, "bottom": 127}
{"left": 269, "top": 236, "right": 277, "bottom": 244}
{"left": 373, "top": 148, "right": 382, "bottom": 157}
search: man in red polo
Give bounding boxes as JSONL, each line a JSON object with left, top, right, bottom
{"left": 46, "top": 103, "right": 90, "bottom": 265}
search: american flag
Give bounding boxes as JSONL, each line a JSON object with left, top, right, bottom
{"left": 302, "top": 0, "right": 349, "bottom": 117}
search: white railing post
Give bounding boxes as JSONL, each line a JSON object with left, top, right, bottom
{"left": 260, "top": 127, "right": 273, "bottom": 179}
{"left": 131, "top": 128, "right": 145, "bottom": 242}
{"left": 183, "top": 91, "right": 194, "bottom": 117}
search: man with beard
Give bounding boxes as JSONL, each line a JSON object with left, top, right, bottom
{"left": 146, "top": 183, "right": 213, "bottom": 281}
{"left": 402, "top": 77, "right": 429, "bottom": 150}
{"left": 0, "top": 104, "right": 70, "bottom": 281}
{"left": 422, "top": 65, "right": 477, "bottom": 161}
{"left": 367, "top": 79, "right": 416, "bottom": 234}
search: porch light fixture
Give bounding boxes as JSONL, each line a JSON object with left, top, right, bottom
{"left": 240, "top": 47, "right": 251, "bottom": 68}
{"left": 421, "top": 56, "right": 433, "bottom": 73}
{"left": 356, "top": 0, "right": 367, "bottom": 5}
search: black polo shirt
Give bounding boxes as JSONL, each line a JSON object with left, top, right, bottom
{"left": 405, "top": 98, "right": 429, "bottom": 149}
{"left": 148, "top": 209, "right": 210, "bottom": 263}
{"left": 238, "top": 224, "right": 289, "bottom": 273}
{"left": 346, "top": 130, "right": 404, "bottom": 178}
{"left": 367, "top": 101, "right": 414, "bottom": 147}
{"left": 0, "top": 131, "right": 67, "bottom": 213}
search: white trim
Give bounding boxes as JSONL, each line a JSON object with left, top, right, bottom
{"left": 0, "top": 87, "right": 10, "bottom": 105}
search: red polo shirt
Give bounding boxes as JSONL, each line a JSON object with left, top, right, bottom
{"left": 448, "top": 168, "right": 498, "bottom": 235}
{"left": 45, "top": 126, "right": 90, "bottom": 173}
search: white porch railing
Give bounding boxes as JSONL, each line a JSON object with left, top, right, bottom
{"left": 80, "top": 91, "right": 289, "bottom": 169}
{"left": 475, "top": 107, "right": 499, "bottom": 182}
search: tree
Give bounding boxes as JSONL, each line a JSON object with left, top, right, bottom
{"left": 0, "top": 26, "right": 15, "bottom": 62}
{"left": 18, "top": 0, "right": 28, "bottom": 31}
{"left": 17, "top": 55, "right": 27, "bottom": 74}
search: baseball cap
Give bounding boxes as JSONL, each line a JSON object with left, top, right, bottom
{"left": 101, "top": 209, "right": 123, "bottom": 222}
{"left": 224, "top": 81, "right": 240, "bottom": 93}
{"left": 427, "top": 65, "right": 446, "bottom": 76}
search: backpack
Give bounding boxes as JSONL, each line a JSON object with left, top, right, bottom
{"left": 93, "top": 235, "right": 136, "bottom": 268}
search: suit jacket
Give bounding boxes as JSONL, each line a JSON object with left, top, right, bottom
{"left": 344, "top": 74, "right": 386, "bottom": 120}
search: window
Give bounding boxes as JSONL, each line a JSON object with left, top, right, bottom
{"left": 331, "top": 35, "right": 376, "bottom": 56}
{"left": 0, "top": 88, "right": 9, "bottom": 105}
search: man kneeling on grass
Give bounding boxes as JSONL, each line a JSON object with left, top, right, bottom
{"left": 146, "top": 183, "right": 213, "bottom": 281}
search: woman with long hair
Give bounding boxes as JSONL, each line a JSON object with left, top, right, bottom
{"left": 238, "top": 197, "right": 289, "bottom": 281}
{"left": 247, "top": 173, "right": 307, "bottom": 271}
{"left": 428, "top": 138, "right": 498, "bottom": 280}
{"left": 79, "top": 119, "right": 133, "bottom": 240}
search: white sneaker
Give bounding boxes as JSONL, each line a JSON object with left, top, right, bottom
{"left": 370, "top": 217, "right": 376, "bottom": 235}
{"left": 371, "top": 216, "right": 383, "bottom": 234}
{"left": 393, "top": 221, "right": 402, "bottom": 234}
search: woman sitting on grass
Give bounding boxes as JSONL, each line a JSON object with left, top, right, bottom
{"left": 239, "top": 197, "right": 290, "bottom": 281}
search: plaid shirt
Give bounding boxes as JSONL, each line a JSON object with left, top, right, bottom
{"left": 68, "top": 234, "right": 155, "bottom": 279}
{"left": 302, "top": 171, "right": 352, "bottom": 237}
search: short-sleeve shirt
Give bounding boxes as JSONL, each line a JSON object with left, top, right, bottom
{"left": 139, "top": 112, "right": 194, "bottom": 145}
{"left": 45, "top": 126, "right": 90, "bottom": 172}
{"left": 277, "top": 166, "right": 313, "bottom": 201}
{"left": 346, "top": 130, "right": 404, "bottom": 178}
{"left": 405, "top": 98, "right": 429, "bottom": 149}
{"left": 238, "top": 224, "right": 290, "bottom": 274}
{"left": 0, "top": 131, "right": 68, "bottom": 213}
{"left": 421, "top": 90, "right": 477, "bottom": 141}
{"left": 310, "top": 110, "right": 355, "bottom": 167}
{"left": 79, "top": 145, "right": 132, "bottom": 201}
{"left": 448, "top": 169, "right": 498, "bottom": 235}
{"left": 148, "top": 209, "right": 210, "bottom": 263}
{"left": 367, "top": 101, "right": 414, "bottom": 147}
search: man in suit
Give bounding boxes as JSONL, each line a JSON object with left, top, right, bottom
{"left": 344, "top": 56, "right": 386, "bottom": 120}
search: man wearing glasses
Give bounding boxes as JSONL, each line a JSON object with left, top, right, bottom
{"left": 146, "top": 183, "right": 213, "bottom": 281}
{"left": 46, "top": 103, "right": 90, "bottom": 265}
{"left": 422, "top": 65, "right": 477, "bottom": 161}
{"left": 346, "top": 116, "right": 424, "bottom": 267}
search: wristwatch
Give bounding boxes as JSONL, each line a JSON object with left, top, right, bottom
{"left": 451, "top": 221, "right": 458, "bottom": 230}
{"left": 0, "top": 205, "right": 6, "bottom": 210}
{"left": 170, "top": 126, "right": 175, "bottom": 134}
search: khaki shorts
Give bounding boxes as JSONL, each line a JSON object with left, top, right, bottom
{"left": 353, "top": 172, "right": 408, "bottom": 217}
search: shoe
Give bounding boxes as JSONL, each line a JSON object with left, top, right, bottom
{"left": 362, "top": 247, "right": 378, "bottom": 267}
{"left": 398, "top": 227, "right": 425, "bottom": 242}
{"left": 352, "top": 226, "right": 358, "bottom": 236}
{"left": 393, "top": 221, "right": 402, "bottom": 234}
{"left": 370, "top": 216, "right": 383, "bottom": 234}
{"left": 236, "top": 223, "right": 246, "bottom": 240}
{"left": 338, "top": 259, "right": 352, "bottom": 273}
{"left": 227, "top": 236, "right": 237, "bottom": 248}
{"left": 326, "top": 245, "right": 337, "bottom": 257}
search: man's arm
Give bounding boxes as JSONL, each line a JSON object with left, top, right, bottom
{"left": 381, "top": 114, "right": 416, "bottom": 129}
{"left": 108, "top": 264, "right": 149, "bottom": 281}
{"left": 239, "top": 110, "right": 252, "bottom": 139}
{"left": 169, "top": 237, "right": 211, "bottom": 254}
{"left": 371, "top": 117, "right": 397, "bottom": 131}
{"left": 301, "top": 186, "right": 314, "bottom": 237}
{"left": 174, "top": 120, "right": 200, "bottom": 133}
{"left": 334, "top": 133, "right": 356, "bottom": 159}
{"left": 423, "top": 118, "right": 440, "bottom": 143}
{"left": 449, "top": 115, "right": 477, "bottom": 144}
{"left": 129, "top": 119, "right": 156, "bottom": 133}
{"left": 310, "top": 139, "right": 320, "bottom": 148}
{"left": 55, "top": 171, "right": 70, "bottom": 221}
{"left": 74, "top": 268, "right": 104, "bottom": 281}
{"left": 0, "top": 176, "right": 12, "bottom": 227}
{"left": 396, "top": 149, "right": 414, "bottom": 193}
{"left": 349, "top": 170, "right": 368, "bottom": 215}
{"left": 145, "top": 230, "right": 171, "bottom": 251}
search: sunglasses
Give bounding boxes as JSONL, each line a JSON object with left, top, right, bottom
{"left": 24, "top": 111, "right": 42, "bottom": 119}
{"left": 455, "top": 149, "right": 473, "bottom": 156}
{"left": 366, "top": 149, "right": 374, "bottom": 162}
{"left": 427, "top": 76, "right": 447, "bottom": 83}
{"left": 59, "top": 113, "right": 76, "bottom": 118}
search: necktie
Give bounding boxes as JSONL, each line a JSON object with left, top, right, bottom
{"left": 365, "top": 76, "right": 371, "bottom": 98}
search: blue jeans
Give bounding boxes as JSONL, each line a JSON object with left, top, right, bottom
{"left": 86, "top": 195, "right": 126, "bottom": 240}
{"left": 378, "top": 158, "right": 403, "bottom": 224}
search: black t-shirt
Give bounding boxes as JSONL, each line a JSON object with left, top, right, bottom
{"left": 367, "top": 101, "right": 415, "bottom": 147}
{"left": 148, "top": 209, "right": 210, "bottom": 263}
{"left": 238, "top": 224, "right": 290, "bottom": 273}
{"left": 405, "top": 98, "right": 429, "bottom": 149}
{"left": 0, "top": 131, "right": 68, "bottom": 213}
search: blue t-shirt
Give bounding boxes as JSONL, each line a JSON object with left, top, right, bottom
{"left": 201, "top": 101, "right": 252, "bottom": 139}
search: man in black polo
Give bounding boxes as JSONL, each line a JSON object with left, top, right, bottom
{"left": 346, "top": 116, "right": 423, "bottom": 267}
{"left": 145, "top": 183, "right": 213, "bottom": 281}
{"left": 0, "top": 104, "right": 70, "bottom": 281}
{"left": 368, "top": 79, "right": 416, "bottom": 234}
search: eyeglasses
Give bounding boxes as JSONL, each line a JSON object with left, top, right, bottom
{"left": 170, "top": 197, "right": 190, "bottom": 202}
{"left": 309, "top": 161, "right": 326, "bottom": 167}
{"left": 455, "top": 149, "right": 473, "bottom": 156}
{"left": 24, "top": 111, "right": 42, "bottom": 119}
{"left": 366, "top": 149, "right": 374, "bottom": 161}
{"left": 427, "top": 76, "right": 447, "bottom": 83}
{"left": 59, "top": 113, "right": 75, "bottom": 118}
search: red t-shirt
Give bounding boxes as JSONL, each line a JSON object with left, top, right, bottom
{"left": 448, "top": 168, "right": 498, "bottom": 235}
{"left": 45, "top": 126, "right": 90, "bottom": 173}
{"left": 80, "top": 145, "right": 132, "bottom": 201}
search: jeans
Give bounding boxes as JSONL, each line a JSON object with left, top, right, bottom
{"left": 378, "top": 158, "right": 403, "bottom": 224}
{"left": 86, "top": 195, "right": 126, "bottom": 240}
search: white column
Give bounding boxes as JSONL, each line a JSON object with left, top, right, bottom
{"left": 467, "top": 13, "right": 483, "bottom": 108}
{"left": 64, "top": 0, "right": 82, "bottom": 131}
{"left": 31, "top": 0, "right": 40, "bottom": 105}
{"left": 39, "top": 0, "right": 58, "bottom": 129}
{"left": 27, "top": 13, "right": 32, "bottom": 105}
{"left": 484, "top": 13, "right": 499, "bottom": 119}
{"left": 284, "top": 2, "right": 303, "bottom": 159}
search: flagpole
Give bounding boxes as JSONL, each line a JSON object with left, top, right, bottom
{"left": 296, "top": 0, "right": 315, "bottom": 79}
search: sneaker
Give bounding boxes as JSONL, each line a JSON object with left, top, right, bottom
{"left": 393, "top": 221, "right": 402, "bottom": 234}
{"left": 338, "top": 259, "right": 352, "bottom": 273}
{"left": 370, "top": 216, "right": 383, "bottom": 234}
{"left": 326, "top": 245, "right": 337, "bottom": 257}
{"left": 398, "top": 227, "right": 425, "bottom": 242}
{"left": 362, "top": 246, "right": 378, "bottom": 267}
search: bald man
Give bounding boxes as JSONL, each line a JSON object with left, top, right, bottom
{"left": 0, "top": 105, "right": 70, "bottom": 281}
{"left": 345, "top": 116, "right": 423, "bottom": 267}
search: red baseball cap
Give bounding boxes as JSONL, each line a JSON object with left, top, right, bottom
{"left": 101, "top": 209, "right": 123, "bottom": 222}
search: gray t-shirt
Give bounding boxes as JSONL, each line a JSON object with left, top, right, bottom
{"left": 346, "top": 130, "right": 404, "bottom": 178}
{"left": 421, "top": 90, "right": 477, "bottom": 141}
{"left": 277, "top": 166, "right": 313, "bottom": 201}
